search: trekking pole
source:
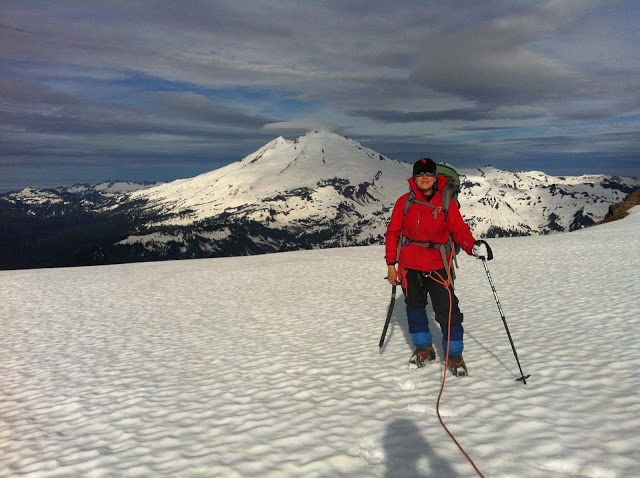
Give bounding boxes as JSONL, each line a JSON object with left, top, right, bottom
{"left": 482, "top": 259, "right": 530, "bottom": 384}
{"left": 379, "top": 285, "right": 396, "bottom": 350}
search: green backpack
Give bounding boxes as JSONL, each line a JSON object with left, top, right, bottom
{"left": 402, "top": 162, "right": 461, "bottom": 219}
{"left": 436, "top": 162, "right": 461, "bottom": 216}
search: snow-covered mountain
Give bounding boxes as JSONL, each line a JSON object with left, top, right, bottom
{"left": 457, "top": 167, "right": 638, "bottom": 236}
{"left": 121, "top": 130, "right": 408, "bottom": 254}
{"left": 1, "top": 130, "right": 638, "bottom": 269}
{"left": 2, "top": 181, "right": 159, "bottom": 206}
{"left": 121, "top": 130, "right": 638, "bottom": 254}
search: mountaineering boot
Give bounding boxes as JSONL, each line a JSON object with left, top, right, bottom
{"left": 447, "top": 355, "right": 468, "bottom": 377}
{"left": 409, "top": 345, "right": 436, "bottom": 368}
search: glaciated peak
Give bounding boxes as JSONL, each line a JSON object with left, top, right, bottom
{"left": 240, "top": 136, "right": 292, "bottom": 165}
{"left": 300, "top": 129, "right": 344, "bottom": 139}
{"left": 239, "top": 129, "right": 376, "bottom": 173}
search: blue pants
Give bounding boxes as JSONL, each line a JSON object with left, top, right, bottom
{"left": 404, "top": 269, "right": 464, "bottom": 357}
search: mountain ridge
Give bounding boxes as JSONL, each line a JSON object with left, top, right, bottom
{"left": 1, "top": 130, "right": 638, "bottom": 269}
{"left": 126, "top": 130, "right": 639, "bottom": 237}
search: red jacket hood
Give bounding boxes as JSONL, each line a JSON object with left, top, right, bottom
{"left": 406, "top": 174, "right": 447, "bottom": 201}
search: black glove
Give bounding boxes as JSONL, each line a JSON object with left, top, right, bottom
{"left": 472, "top": 240, "right": 493, "bottom": 260}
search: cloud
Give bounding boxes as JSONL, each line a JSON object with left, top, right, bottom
{"left": 348, "top": 104, "right": 548, "bottom": 123}
{"left": 0, "top": 0, "right": 639, "bottom": 191}
{"left": 0, "top": 76, "right": 84, "bottom": 106}
{"left": 150, "top": 92, "right": 274, "bottom": 128}
{"left": 410, "top": 6, "right": 583, "bottom": 104}
{"left": 487, "top": 105, "right": 548, "bottom": 119}
{"left": 347, "top": 108, "right": 485, "bottom": 123}
{"left": 263, "top": 121, "right": 339, "bottom": 135}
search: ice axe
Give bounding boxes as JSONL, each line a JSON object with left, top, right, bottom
{"left": 379, "top": 284, "right": 396, "bottom": 350}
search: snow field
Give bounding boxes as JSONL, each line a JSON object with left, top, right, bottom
{"left": 1, "top": 208, "right": 639, "bottom": 477}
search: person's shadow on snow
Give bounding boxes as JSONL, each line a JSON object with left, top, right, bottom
{"left": 383, "top": 419, "right": 456, "bottom": 477}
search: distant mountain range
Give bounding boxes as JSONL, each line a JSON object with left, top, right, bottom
{"left": 2, "top": 130, "right": 638, "bottom": 269}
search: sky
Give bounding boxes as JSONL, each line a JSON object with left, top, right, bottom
{"left": 1, "top": 0, "right": 640, "bottom": 192}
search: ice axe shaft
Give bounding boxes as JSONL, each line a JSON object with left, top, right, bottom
{"left": 379, "top": 284, "right": 396, "bottom": 350}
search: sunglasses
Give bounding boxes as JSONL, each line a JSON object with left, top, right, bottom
{"left": 414, "top": 171, "right": 436, "bottom": 178}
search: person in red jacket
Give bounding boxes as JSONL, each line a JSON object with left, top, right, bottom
{"left": 385, "top": 158, "right": 492, "bottom": 375}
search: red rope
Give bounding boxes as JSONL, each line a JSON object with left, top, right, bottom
{"left": 431, "top": 262, "right": 485, "bottom": 478}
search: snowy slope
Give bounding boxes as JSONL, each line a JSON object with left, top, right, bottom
{"left": 123, "top": 130, "right": 409, "bottom": 253}
{"left": 2, "top": 131, "right": 637, "bottom": 269}
{"left": 122, "top": 130, "right": 638, "bottom": 255}
{"left": 130, "top": 131, "right": 407, "bottom": 222}
{"left": 459, "top": 167, "right": 637, "bottom": 235}
{"left": 1, "top": 208, "right": 639, "bottom": 477}
{"left": 2, "top": 181, "right": 159, "bottom": 206}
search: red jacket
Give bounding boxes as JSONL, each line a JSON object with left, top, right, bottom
{"left": 385, "top": 175, "right": 476, "bottom": 271}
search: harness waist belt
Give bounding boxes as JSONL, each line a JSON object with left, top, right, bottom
{"left": 403, "top": 238, "right": 456, "bottom": 286}
{"left": 406, "top": 239, "right": 441, "bottom": 248}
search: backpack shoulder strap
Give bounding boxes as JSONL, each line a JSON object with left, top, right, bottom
{"left": 403, "top": 188, "right": 439, "bottom": 219}
{"left": 403, "top": 189, "right": 415, "bottom": 216}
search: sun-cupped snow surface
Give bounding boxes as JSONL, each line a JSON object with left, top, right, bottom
{"left": 1, "top": 209, "right": 639, "bottom": 477}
